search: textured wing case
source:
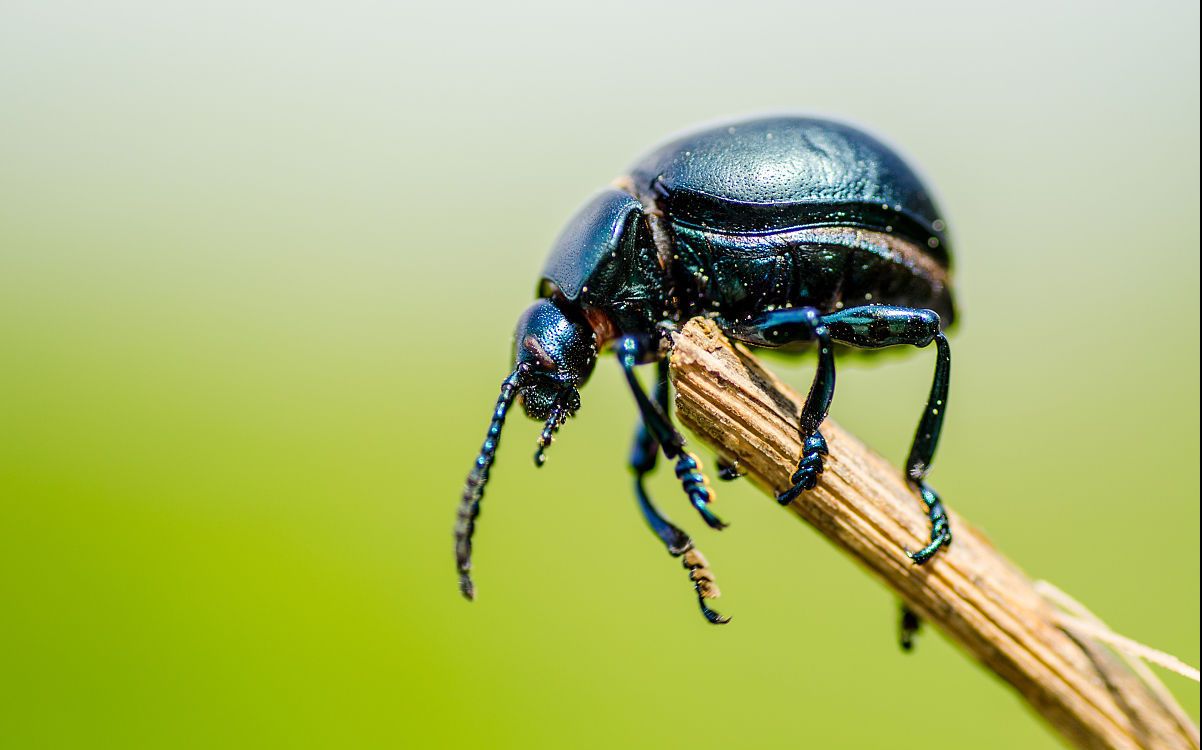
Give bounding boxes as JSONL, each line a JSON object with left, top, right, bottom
{"left": 627, "top": 116, "right": 951, "bottom": 265}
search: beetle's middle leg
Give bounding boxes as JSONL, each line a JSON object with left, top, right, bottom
{"left": 721, "top": 307, "right": 836, "bottom": 506}
{"left": 628, "top": 359, "right": 729, "bottom": 624}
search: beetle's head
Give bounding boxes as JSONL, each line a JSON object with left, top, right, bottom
{"left": 512, "top": 299, "right": 597, "bottom": 462}
{"left": 454, "top": 298, "right": 598, "bottom": 600}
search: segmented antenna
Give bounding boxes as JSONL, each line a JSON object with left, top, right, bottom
{"left": 455, "top": 370, "right": 520, "bottom": 600}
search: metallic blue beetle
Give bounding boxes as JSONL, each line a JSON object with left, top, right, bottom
{"left": 456, "top": 115, "right": 955, "bottom": 628}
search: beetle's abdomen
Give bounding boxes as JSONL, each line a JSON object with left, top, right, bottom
{"left": 671, "top": 224, "right": 955, "bottom": 325}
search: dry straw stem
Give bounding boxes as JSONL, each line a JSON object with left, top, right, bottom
{"left": 669, "top": 318, "right": 1198, "bottom": 750}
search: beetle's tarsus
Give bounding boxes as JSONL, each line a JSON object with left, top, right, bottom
{"left": 675, "top": 452, "right": 726, "bottom": 528}
{"left": 906, "top": 482, "right": 952, "bottom": 564}
{"left": 906, "top": 533, "right": 950, "bottom": 565}
{"left": 903, "top": 507, "right": 951, "bottom": 564}
{"left": 776, "top": 431, "right": 828, "bottom": 505}
{"left": 716, "top": 457, "right": 745, "bottom": 481}
{"left": 897, "top": 485, "right": 953, "bottom": 566}
{"left": 681, "top": 546, "right": 729, "bottom": 624}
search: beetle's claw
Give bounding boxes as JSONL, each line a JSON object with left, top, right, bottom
{"left": 459, "top": 572, "right": 476, "bottom": 601}
{"left": 899, "top": 604, "right": 921, "bottom": 651}
{"left": 692, "top": 497, "right": 728, "bottom": 530}
{"left": 716, "top": 458, "right": 745, "bottom": 481}
{"left": 699, "top": 598, "right": 731, "bottom": 624}
{"left": 776, "top": 472, "right": 805, "bottom": 504}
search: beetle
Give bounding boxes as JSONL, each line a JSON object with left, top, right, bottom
{"left": 454, "top": 115, "right": 955, "bottom": 628}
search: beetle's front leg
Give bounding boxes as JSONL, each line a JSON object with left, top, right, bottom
{"left": 628, "top": 360, "right": 729, "bottom": 624}
{"left": 722, "top": 308, "right": 836, "bottom": 506}
{"left": 617, "top": 337, "right": 726, "bottom": 530}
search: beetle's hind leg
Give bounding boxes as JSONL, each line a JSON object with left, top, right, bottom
{"left": 722, "top": 305, "right": 953, "bottom": 565}
{"left": 820, "top": 306, "right": 953, "bottom": 564}
{"left": 629, "top": 363, "right": 729, "bottom": 624}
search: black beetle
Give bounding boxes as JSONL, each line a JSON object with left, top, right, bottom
{"left": 455, "top": 115, "right": 955, "bottom": 626}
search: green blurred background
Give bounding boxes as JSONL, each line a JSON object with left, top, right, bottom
{"left": 1, "top": 1, "right": 1197, "bottom": 747}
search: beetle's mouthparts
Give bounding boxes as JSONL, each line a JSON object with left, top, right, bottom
{"left": 533, "top": 397, "right": 569, "bottom": 467}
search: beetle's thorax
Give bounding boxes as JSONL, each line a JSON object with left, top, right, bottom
{"left": 607, "top": 176, "right": 698, "bottom": 330}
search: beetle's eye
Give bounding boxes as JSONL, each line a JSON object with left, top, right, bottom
{"left": 522, "top": 335, "right": 557, "bottom": 371}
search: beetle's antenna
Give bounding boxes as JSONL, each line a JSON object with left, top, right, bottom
{"left": 533, "top": 398, "right": 568, "bottom": 467}
{"left": 455, "top": 369, "right": 521, "bottom": 601}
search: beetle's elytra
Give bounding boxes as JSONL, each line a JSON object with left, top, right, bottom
{"left": 455, "top": 115, "right": 956, "bottom": 628}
